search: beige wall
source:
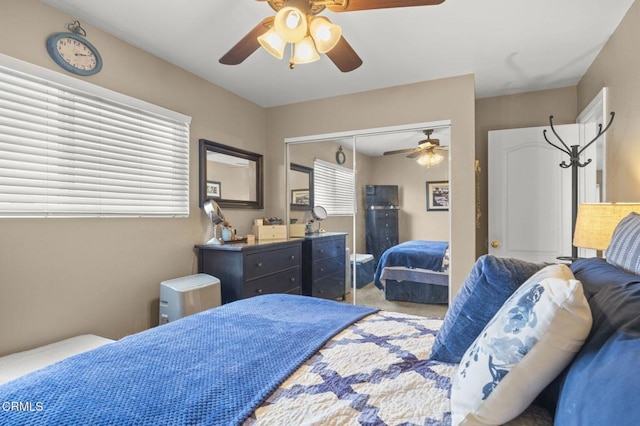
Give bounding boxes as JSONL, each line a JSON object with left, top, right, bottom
{"left": 266, "top": 75, "right": 477, "bottom": 301}
{"left": 0, "top": 0, "right": 268, "bottom": 355}
{"left": 578, "top": 0, "right": 640, "bottom": 203}
{"left": 475, "top": 87, "right": 578, "bottom": 257}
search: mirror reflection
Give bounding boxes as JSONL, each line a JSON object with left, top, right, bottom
{"left": 290, "top": 163, "right": 313, "bottom": 210}
{"left": 286, "top": 126, "right": 451, "bottom": 318}
{"left": 199, "top": 139, "right": 263, "bottom": 209}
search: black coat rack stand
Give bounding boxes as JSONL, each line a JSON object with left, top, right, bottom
{"left": 543, "top": 112, "right": 615, "bottom": 258}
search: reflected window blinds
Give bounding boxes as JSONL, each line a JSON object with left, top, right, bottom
{"left": 313, "top": 158, "right": 355, "bottom": 216}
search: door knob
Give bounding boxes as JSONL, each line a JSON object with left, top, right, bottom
{"left": 491, "top": 240, "right": 500, "bottom": 248}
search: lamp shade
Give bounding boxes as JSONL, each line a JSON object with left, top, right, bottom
{"left": 309, "top": 16, "right": 342, "bottom": 53}
{"left": 258, "top": 27, "right": 286, "bottom": 59}
{"left": 573, "top": 203, "right": 640, "bottom": 250}
{"left": 417, "top": 151, "right": 444, "bottom": 168}
{"left": 291, "top": 36, "right": 320, "bottom": 64}
{"left": 274, "top": 6, "right": 307, "bottom": 43}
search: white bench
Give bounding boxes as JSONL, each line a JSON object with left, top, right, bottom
{"left": 0, "top": 335, "right": 114, "bottom": 385}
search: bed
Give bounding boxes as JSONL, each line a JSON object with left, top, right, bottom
{"left": 6, "top": 213, "right": 640, "bottom": 425}
{"left": 374, "top": 240, "right": 450, "bottom": 304}
{"left": 0, "top": 293, "right": 550, "bottom": 425}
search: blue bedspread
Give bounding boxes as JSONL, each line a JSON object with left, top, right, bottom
{"left": 0, "top": 294, "right": 377, "bottom": 425}
{"left": 374, "top": 240, "right": 449, "bottom": 289}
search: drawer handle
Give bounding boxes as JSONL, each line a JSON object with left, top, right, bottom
{"left": 319, "top": 248, "right": 324, "bottom": 253}
{"left": 290, "top": 277, "right": 296, "bottom": 282}
{"left": 289, "top": 255, "right": 295, "bottom": 260}
{"left": 256, "top": 262, "right": 263, "bottom": 268}
{"left": 320, "top": 267, "right": 324, "bottom": 273}
{"left": 256, "top": 288, "right": 263, "bottom": 294}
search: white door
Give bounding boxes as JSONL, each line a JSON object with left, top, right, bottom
{"left": 488, "top": 125, "right": 580, "bottom": 263}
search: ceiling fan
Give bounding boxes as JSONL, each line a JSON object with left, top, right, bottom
{"left": 383, "top": 129, "right": 447, "bottom": 166}
{"left": 219, "top": 0, "right": 446, "bottom": 72}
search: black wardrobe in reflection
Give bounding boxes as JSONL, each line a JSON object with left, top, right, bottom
{"left": 365, "top": 185, "right": 399, "bottom": 267}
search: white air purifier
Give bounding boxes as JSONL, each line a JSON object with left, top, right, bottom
{"left": 159, "top": 273, "right": 221, "bottom": 325}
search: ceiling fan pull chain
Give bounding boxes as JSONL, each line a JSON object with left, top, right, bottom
{"left": 289, "top": 43, "right": 296, "bottom": 69}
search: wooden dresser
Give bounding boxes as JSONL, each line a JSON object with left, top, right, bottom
{"left": 196, "top": 239, "right": 302, "bottom": 304}
{"left": 302, "top": 232, "right": 347, "bottom": 300}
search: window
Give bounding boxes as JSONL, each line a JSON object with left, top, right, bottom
{"left": 0, "top": 55, "right": 191, "bottom": 218}
{"left": 313, "top": 158, "right": 355, "bottom": 215}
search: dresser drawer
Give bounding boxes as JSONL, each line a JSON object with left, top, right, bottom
{"left": 244, "top": 245, "right": 300, "bottom": 280}
{"left": 311, "top": 272, "right": 345, "bottom": 300}
{"left": 312, "top": 255, "right": 345, "bottom": 280}
{"left": 312, "top": 237, "right": 346, "bottom": 261}
{"left": 243, "top": 267, "right": 301, "bottom": 299}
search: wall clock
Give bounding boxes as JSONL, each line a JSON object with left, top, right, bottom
{"left": 335, "top": 146, "right": 346, "bottom": 165}
{"left": 46, "top": 21, "right": 102, "bottom": 76}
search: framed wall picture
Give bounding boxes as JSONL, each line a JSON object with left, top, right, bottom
{"left": 426, "top": 181, "right": 449, "bottom": 211}
{"left": 206, "top": 181, "right": 221, "bottom": 199}
{"left": 291, "top": 189, "right": 310, "bottom": 206}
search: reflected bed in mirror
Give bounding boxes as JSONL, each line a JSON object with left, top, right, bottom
{"left": 199, "top": 139, "right": 263, "bottom": 209}
{"left": 290, "top": 163, "right": 313, "bottom": 211}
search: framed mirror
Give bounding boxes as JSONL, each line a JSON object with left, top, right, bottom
{"left": 199, "top": 139, "right": 263, "bottom": 209}
{"left": 290, "top": 163, "right": 313, "bottom": 211}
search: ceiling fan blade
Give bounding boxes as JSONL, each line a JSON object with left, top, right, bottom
{"left": 383, "top": 147, "right": 420, "bottom": 156}
{"left": 328, "top": 0, "right": 445, "bottom": 13}
{"left": 219, "top": 17, "right": 274, "bottom": 65}
{"left": 418, "top": 140, "right": 439, "bottom": 148}
{"left": 326, "top": 36, "right": 363, "bottom": 72}
{"left": 407, "top": 150, "right": 425, "bottom": 159}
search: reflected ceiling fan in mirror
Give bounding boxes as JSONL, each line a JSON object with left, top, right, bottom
{"left": 219, "top": 0, "right": 446, "bottom": 72}
{"left": 383, "top": 129, "right": 447, "bottom": 167}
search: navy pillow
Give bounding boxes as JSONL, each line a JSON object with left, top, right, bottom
{"left": 429, "top": 255, "right": 544, "bottom": 363}
{"left": 551, "top": 258, "right": 640, "bottom": 425}
{"left": 606, "top": 212, "right": 640, "bottom": 275}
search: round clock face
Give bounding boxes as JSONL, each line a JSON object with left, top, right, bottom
{"left": 336, "top": 148, "right": 346, "bottom": 165}
{"left": 46, "top": 33, "right": 102, "bottom": 76}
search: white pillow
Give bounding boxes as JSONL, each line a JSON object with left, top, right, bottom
{"left": 450, "top": 264, "right": 592, "bottom": 426}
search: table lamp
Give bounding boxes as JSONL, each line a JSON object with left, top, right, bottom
{"left": 573, "top": 203, "right": 640, "bottom": 254}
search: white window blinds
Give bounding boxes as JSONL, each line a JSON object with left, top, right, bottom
{"left": 0, "top": 60, "right": 190, "bottom": 218}
{"left": 313, "top": 158, "right": 355, "bottom": 216}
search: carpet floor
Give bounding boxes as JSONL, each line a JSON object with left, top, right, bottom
{"left": 344, "top": 282, "right": 448, "bottom": 318}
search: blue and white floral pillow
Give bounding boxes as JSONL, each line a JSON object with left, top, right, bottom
{"left": 451, "top": 264, "right": 592, "bottom": 426}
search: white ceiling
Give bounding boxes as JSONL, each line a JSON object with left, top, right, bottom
{"left": 42, "top": 0, "right": 634, "bottom": 109}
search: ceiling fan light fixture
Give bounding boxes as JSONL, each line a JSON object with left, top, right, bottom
{"left": 309, "top": 16, "right": 342, "bottom": 53}
{"left": 417, "top": 151, "right": 444, "bottom": 167}
{"left": 274, "top": 7, "right": 308, "bottom": 43}
{"left": 258, "top": 28, "right": 286, "bottom": 59}
{"left": 291, "top": 36, "right": 320, "bottom": 64}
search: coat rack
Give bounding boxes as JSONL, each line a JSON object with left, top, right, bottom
{"left": 543, "top": 111, "right": 615, "bottom": 258}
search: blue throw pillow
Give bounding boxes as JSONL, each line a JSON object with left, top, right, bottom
{"left": 606, "top": 212, "right": 640, "bottom": 275}
{"left": 551, "top": 258, "right": 640, "bottom": 425}
{"left": 429, "top": 255, "right": 544, "bottom": 363}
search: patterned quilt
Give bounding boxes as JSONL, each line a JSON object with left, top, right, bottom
{"left": 247, "top": 311, "right": 553, "bottom": 426}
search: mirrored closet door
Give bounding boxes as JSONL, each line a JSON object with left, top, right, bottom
{"left": 285, "top": 122, "right": 452, "bottom": 317}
